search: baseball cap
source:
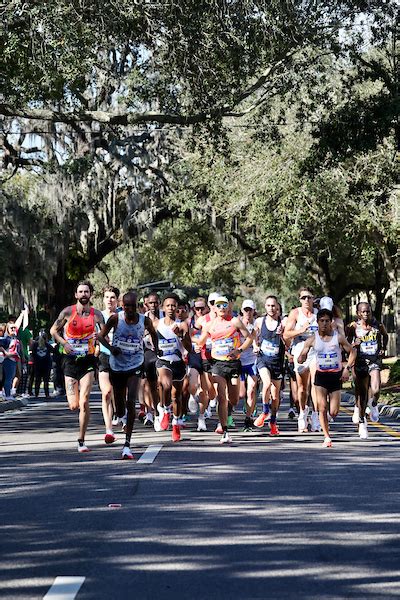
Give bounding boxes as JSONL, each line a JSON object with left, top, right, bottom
{"left": 319, "top": 296, "right": 334, "bottom": 310}
{"left": 208, "top": 292, "right": 220, "bottom": 304}
{"left": 214, "top": 296, "right": 229, "bottom": 305}
{"left": 242, "top": 299, "right": 255, "bottom": 310}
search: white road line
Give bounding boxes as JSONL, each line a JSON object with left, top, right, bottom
{"left": 43, "top": 576, "right": 85, "bottom": 599}
{"left": 137, "top": 444, "right": 163, "bottom": 464}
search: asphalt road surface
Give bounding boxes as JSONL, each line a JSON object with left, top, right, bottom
{"left": 1, "top": 390, "right": 400, "bottom": 600}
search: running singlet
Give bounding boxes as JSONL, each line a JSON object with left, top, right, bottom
{"left": 63, "top": 306, "right": 95, "bottom": 357}
{"left": 110, "top": 312, "right": 145, "bottom": 371}
{"left": 240, "top": 322, "right": 256, "bottom": 366}
{"left": 259, "top": 317, "right": 284, "bottom": 364}
{"left": 314, "top": 331, "right": 341, "bottom": 372}
{"left": 293, "top": 308, "right": 318, "bottom": 345}
{"left": 200, "top": 313, "right": 213, "bottom": 360}
{"left": 157, "top": 318, "right": 184, "bottom": 363}
{"left": 209, "top": 318, "right": 240, "bottom": 362}
{"left": 98, "top": 310, "right": 114, "bottom": 356}
{"left": 355, "top": 322, "right": 380, "bottom": 361}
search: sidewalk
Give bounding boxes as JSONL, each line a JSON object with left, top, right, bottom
{"left": 342, "top": 390, "right": 400, "bottom": 421}
{"left": 0, "top": 394, "right": 65, "bottom": 413}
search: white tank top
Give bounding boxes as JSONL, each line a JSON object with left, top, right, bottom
{"left": 315, "top": 330, "right": 342, "bottom": 372}
{"left": 293, "top": 308, "right": 318, "bottom": 345}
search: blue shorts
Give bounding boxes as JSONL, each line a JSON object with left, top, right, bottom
{"left": 240, "top": 363, "right": 257, "bottom": 381}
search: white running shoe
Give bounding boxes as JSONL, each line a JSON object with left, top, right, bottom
{"left": 197, "top": 415, "right": 207, "bottom": 432}
{"left": 210, "top": 398, "right": 217, "bottom": 409}
{"left": 120, "top": 415, "right": 127, "bottom": 432}
{"left": 144, "top": 412, "right": 154, "bottom": 427}
{"left": 220, "top": 431, "right": 232, "bottom": 444}
{"left": 154, "top": 416, "right": 162, "bottom": 432}
{"left": 322, "top": 437, "right": 333, "bottom": 448}
{"left": 358, "top": 418, "right": 369, "bottom": 440}
{"left": 311, "top": 411, "right": 321, "bottom": 432}
{"left": 298, "top": 411, "right": 307, "bottom": 432}
{"left": 10, "top": 388, "right": 17, "bottom": 397}
{"left": 21, "top": 392, "right": 30, "bottom": 399}
{"left": 368, "top": 399, "right": 379, "bottom": 422}
{"left": 327, "top": 412, "right": 334, "bottom": 423}
{"left": 77, "top": 443, "right": 90, "bottom": 453}
{"left": 204, "top": 407, "right": 212, "bottom": 419}
{"left": 352, "top": 406, "right": 360, "bottom": 424}
{"left": 121, "top": 445, "right": 134, "bottom": 460}
{"left": 188, "top": 394, "right": 198, "bottom": 414}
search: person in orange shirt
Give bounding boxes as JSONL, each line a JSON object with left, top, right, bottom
{"left": 50, "top": 281, "right": 104, "bottom": 453}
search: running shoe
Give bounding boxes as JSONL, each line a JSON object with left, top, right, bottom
{"left": 298, "top": 411, "right": 307, "bottom": 433}
{"left": 368, "top": 399, "right": 379, "bottom": 422}
{"left": 220, "top": 431, "right": 232, "bottom": 444}
{"left": 77, "top": 443, "right": 90, "bottom": 453}
{"left": 311, "top": 411, "right": 321, "bottom": 432}
{"left": 322, "top": 437, "right": 333, "bottom": 448}
{"left": 210, "top": 399, "right": 217, "bottom": 409}
{"left": 358, "top": 418, "right": 368, "bottom": 440}
{"left": 352, "top": 406, "right": 360, "bottom": 424}
{"left": 172, "top": 424, "right": 181, "bottom": 442}
{"left": 204, "top": 407, "right": 212, "bottom": 419}
{"left": 197, "top": 415, "right": 207, "bottom": 432}
{"left": 112, "top": 414, "right": 119, "bottom": 426}
{"left": 154, "top": 415, "right": 162, "bottom": 432}
{"left": 104, "top": 431, "right": 116, "bottom": 444}
{"left": 144, "top": 412, "right": 154, "bottom": 427}
{"left": 254, "top": 412, "right": 269, "bottom": 428}
{"left": 288, "top": 407, "right": 296, "bottom": 420}
{"left": 10, "top": 388, "right": 17, "bottom": 397}
{"left": 242, "top": 417, "right": 253, "bottom": 432}
{"left": 188, "top": 395, "right": 198, "bottom": 414}
{"left": 120, "top": 415, "right": 127, "bottom": 433}
{"left": 227, "top": 415, "right": 236, "bottom": 428}
{"left": 270, "top": 423, "right": 280, "bottom": 436}
{"left": 138, "top": 409, "right": 146, "bottom": 423}
{"left": 215, "top": 423, "right": 224, "bottom": 434}
{"left": 121, "top": 445, "right": 134, "bottom": 460}
{"left": 327, "top": 413, "right": 334, "bottom": 423}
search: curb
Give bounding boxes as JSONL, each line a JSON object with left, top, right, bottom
{"left": 0, "top": 397, "right": 29, "bottom": 413}
{"left": 341, "top": 390, "right": 400, "bottom": 421}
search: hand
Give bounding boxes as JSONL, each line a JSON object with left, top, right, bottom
{"left": 276, "top": 324, "right": 284, "bottom": 335}
{"left": 63, "top": 342, "right": 73, "bottom": 355}
{"left": 341, "top": 370, "right": 350, "bottom": 382}
{"left": 194, "top": 344, "right": 201, "bottom": 354}
{"left": 379, "top": 349, "right": 386, "bottom": 358}
{"left": 172, "top": 324, "right": 181, "bottom": 337}
{"left": 253, "top": 344, "right": 261, "bottom": 353}
{"left": 297, "top": 354, "right": 305, "bottom": 364}
{"left": 227, "top": 348, "right": 241, "bottom": 359}
{"left": 110, "top": 346, "right": 122, "bottom": 356}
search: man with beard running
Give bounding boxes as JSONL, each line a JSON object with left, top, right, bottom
{"left": 98, "top": 291, "right": 158, "bottom": 459}
{"left": 50, "top": 281, "right": 104, "bottom": 453}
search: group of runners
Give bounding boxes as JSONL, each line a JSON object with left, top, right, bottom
{"left": 45, "top": 280, "right": 389, "bottom": 457}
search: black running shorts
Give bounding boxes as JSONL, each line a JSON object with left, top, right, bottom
{"left": 156, "top": 358, "right": 186, "bottom": 382}
{"left": 144, "top": 348, "right": 158, "bottom": 382}
{"left": 62, "top": 355, "right": 97, "bottom": 381}
{"left": 256, "top": 355, "right": 283, "bottom": 381}
{"left": 188, "top": 351, "right": 204, "bottom": 374}
{"left": 211, "top": 359, "right": 241, "bottom": 381}
{"left": 314, "top": 370, "right": 342, "bottom": 393}
{"left": 98, "top": 352, "right": 110, "bottom": 373}
{"left": 110, "top": 365, "right": 144, "bottom": 388}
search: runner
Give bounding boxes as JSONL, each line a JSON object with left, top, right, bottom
{"left": 155, "top": 293, "right": 192, "bottom": 442}
{"left": 97, "top": 285, "right": 120, "bottom": 445}
{"left": 50, "top": 281, "right": 104, "bottom": 453}
{"left": 196, "top": 295, "right": 253, "bottom": 443}
{"left": 347, "top": 302, "right": 388, "bottom": 438}
{"left": 143, "top": 293, "right": 163, "bottom": 429}
{"left": 239, "top": 300, "right": 258, "bottom": 432}
{"left": 187, "top": 297, "right": 211, "bottom": 431}
{"left": 297, "top": 308, "right": 356, "bottom": 446}
{"left": 98, "top": 291, "right": 158, "bottom": 459}
{"left": 283, "top": 287, "right": 319, "bottom": 433}
{"left": 253, "top": 296, "right": 285, "bottom": 436}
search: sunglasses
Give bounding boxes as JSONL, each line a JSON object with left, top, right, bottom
{"left": 300, "top": 295, "right": 313, "bottom": 300}
{"left": 216, "top": 302, "right": 228, "bottom": 309}
{"left": 194, "top": 306, "right": 205, "bottom": 311}
{"left": 243, "top": 307, "right": 253, "bottom": 311}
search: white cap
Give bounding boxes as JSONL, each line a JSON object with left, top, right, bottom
{"left": 208, "top": 292, "right": 220, "bottom": 304}
{"left": 214, "top": 295, "right": 229, "bottom": 305}
{"left": 242, "top": 299, "right": 255, "bottom": 310}
{"left": 319, "top": 296, "right": 334, "bottom": 311}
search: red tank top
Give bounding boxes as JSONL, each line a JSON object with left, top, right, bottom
{"left": 64, "top": 306, "right": 96, "bottom": 355}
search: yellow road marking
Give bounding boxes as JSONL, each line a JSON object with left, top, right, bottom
{"left": 341, "top": 405, "right": 400, "bottom": 439}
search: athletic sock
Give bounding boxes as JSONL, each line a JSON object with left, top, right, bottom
{"left": 270, "top": 414, "right": 276, "bottom": 424}
{"left": 78, "top": 439, "right": 85, "bottom": 447}
{"left": 124, "top": 441, "right": 130, "bottom": 448}
{"left": 262, "top": 403, "right": 270, "bottom": 415}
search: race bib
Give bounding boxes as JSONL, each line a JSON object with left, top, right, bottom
{"left": 159, "top": 338, "right": 178, "bottom": 356}
{"left": 261, "top": 339, "right": 279, "bottom": 357}
{"left": 361, "top": 340, "right": 378, "bottom": 356}
{"left": 205, "top": 336, "right": 212, "bottom": 350}
{"left": 308, "top": 323, "right": 318, "bottom": 334}
{"left": 213, "top": 337, "right": 234, "bottom": 357}
{"left": 69, "top": 340, "right": 89, "bottom": 356}
{"left": 318, "top": 351, "right": 340, "bottom": 371}
{"left": 116, "top": 338, "right": 141, "bottom": 353}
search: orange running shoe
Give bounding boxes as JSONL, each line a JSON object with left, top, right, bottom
{"left": 172, "top": 424, "right": 181, "bottom": 442}
{"left": 270, "top": 423, "right": 280, "bottom": 436}
{"left": 160, "top": 412, "right": 170, "bottom": 431}
{"left": 254, "top": 413, "right": 269, "bottom": 428}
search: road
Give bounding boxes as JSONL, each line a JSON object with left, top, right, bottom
{"left": 1, "top": 390, "right": 400, "bottom": 600}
